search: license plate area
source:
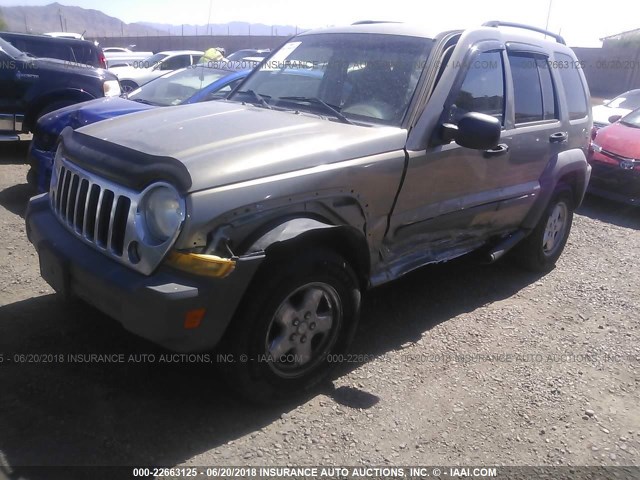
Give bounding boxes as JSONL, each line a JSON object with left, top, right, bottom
{"left": 39, "top": 245, "right": 70, "bottom": 298}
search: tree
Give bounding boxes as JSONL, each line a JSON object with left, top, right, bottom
{"left": 0, "top": 13, "right": 7, "bottom": 31}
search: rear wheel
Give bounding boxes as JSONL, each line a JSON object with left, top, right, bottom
{"left": 221, "top": 248, "right": 361, "bottom": 402}
{"left": 513, "top": 189, "right": 574, "bottom": 272}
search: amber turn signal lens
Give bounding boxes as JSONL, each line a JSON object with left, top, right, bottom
{"left": 165, "top": 251, "right": 236, "bottom": 278}
{"left": 184, "top": 308, "right": 206, "bottom": 329}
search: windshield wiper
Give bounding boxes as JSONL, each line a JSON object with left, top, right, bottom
{"left": 237, "top": 89, "right": 272, "bottom": 109}
{"left": 278, "top": 96, "right": 353, "bottom": 125}
{"left": 131, "top": 98, "right": 158, "bottom": 106}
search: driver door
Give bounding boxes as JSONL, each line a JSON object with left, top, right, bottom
{"left": 384, "top": 44, "right": 518, "bottom": 270}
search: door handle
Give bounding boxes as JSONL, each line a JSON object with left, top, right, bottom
{"left": 549, "top": 131, "right": 568, "bottom": 143}
{"left": 483, "top": 143, "right": 510, "bottom": 157}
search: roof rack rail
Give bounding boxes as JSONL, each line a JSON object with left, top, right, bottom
{"left": 351, "top": 20, "right": 401, "bottom": 25}
{"left": 482, "top": 21, "right": 566, "bottom": 45}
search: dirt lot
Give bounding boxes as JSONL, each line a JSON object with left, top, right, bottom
{"left": 0, "top": 141, "right": 639, "bottom": 475}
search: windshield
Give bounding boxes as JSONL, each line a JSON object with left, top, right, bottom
{"left": 620, "top": 108, "right": 640, "bottom": 128}
{"left": 228, "top": 33, "right": 433, "bottom": 126}
{"left": 0, "top": 37, "right": 26, "bottom": 59}
{"left": 607, "top": 90, "right": 640, "bottom": 109}
{"left": 128, "top": 65, "right": 230, "bottom": 106}
{"left": 141, "top": 53, "right": 168, "bottom": 68}
{"left": 227, "top": 50, "right": 268, "bottom": 61}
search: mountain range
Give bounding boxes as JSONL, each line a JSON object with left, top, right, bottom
{"left": 0, "top": 2, "right": 299, "bottom": 38}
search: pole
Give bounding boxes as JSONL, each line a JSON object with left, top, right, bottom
{"left": 545, "top": 0, "right": 553, "bottom": 31}
{"left": 206, "top": 0, "right": 213, "bottom": 36}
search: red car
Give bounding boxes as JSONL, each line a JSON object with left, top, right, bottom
{"left": 588, "top": 108, "right": 640, "bottom": 205}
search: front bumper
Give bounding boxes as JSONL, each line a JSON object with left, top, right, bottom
{"left": 588, "top": 160, "right": 640, "bottom": 206}
{"left": 25, "top": 194, "right": 265, "bottom": 352}
{"left": 27, "top": 143, "right": 55, "bottom": 194}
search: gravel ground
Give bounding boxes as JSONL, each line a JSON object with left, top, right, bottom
{"left": 0, "top": 141, "right": 639, "bottom": 476}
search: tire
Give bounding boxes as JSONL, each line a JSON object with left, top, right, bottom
{"left": 513, "top": 189, "right": 574, "bottom": 272}
{"left": 120, "top": 80, "right": 139, "bottom": 94}
{"left": 26, "top": 167, "right": 38, "bottom": 190}
{"left": 220, "top": 248, "right": 361, "bottom": 402}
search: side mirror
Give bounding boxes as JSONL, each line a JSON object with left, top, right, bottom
{"left": 608, "top": 114, "right": 622, "bottom": 124}
{"left": 441, "top": 112, "right": 501, "bottom": 150}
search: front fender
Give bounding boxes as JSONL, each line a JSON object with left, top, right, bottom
{"left": 246, "top": 218, "right": 337, "bottom": 253}
{"left": 243, "top": 218, "right": 371, "bottom": 286}
{"left": 25, "top": 89, "right": 96, "bottom": 131}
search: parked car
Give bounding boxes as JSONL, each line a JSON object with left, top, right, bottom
{"left": 28, "top": 66, "right": 250, "bottom": 192}
{"left": 592, "top": 89, "right": 640, "bottom": 128}
{"left": 0, "top": 31, "right": 107, "bottom": 68}
{"left": 226, "top": 49, "right": 270, "bottom": 62}
{"left": 44, "top": 32, "right": 84, "bottom": 40}
{"left": 103, "top": 47, "right": 135, "bottom": 53}
{"left": 103, "top": 47, "right": 154, "bottom": 68}
{"left": 26, "top": 21, "right": 591, "bottom": 401}
{"left": 0, "top": 37, "right": 120, "bottom": 141}
{"left": 588, "top": 107, "right": 640, "bottom": 205}
{"left": 109, "top": 50, "right": 203, "bottom": 92}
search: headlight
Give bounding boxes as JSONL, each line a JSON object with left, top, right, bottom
{"left": 103, "top": 79, "right": 121, "bottom": 97}
{"left": 140, "top": 185, "right": 185, "bottom": 244}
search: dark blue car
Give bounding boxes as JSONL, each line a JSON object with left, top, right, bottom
{"left": 28, "top": 65, "right": 250, "bottom": 192}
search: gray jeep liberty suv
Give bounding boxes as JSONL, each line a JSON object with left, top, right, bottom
{"left": 26, "top": 21, "right": 592, "bottom": 400}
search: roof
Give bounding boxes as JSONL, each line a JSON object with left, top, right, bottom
{"left": 299, "top": 22, "right": 437, "bottom": 39}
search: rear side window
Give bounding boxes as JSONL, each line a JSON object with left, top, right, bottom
{"left": 554, "top": 52, "right": 588, "bottom": 120}
{"left": 448, "top": 51, "right": 505, "bottom": 124}
{"left": 508, "top": 54, "right": 558, "bottom": 123}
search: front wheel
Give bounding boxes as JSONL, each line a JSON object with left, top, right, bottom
{"left": 120, "top": 80, "right": 139, "bottom": 94}
{"left": 221, "top": 248, "right": 361, "bottom": 402}
{"left": 512, "top": 189, "right": 574, "bottom": 272}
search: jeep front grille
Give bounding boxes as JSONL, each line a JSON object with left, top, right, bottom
{"left": 53, "top": 165, "right": 132, "bottom": 256}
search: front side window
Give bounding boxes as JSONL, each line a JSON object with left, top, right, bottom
{"left": 143, "top": 53, "right": 168, "bottom": 67}
{"left": 0, "top": 37, "right": 25, "bottom": 59}
{"left": 447, "top": 51, "right": 505, "bottom": 124}
{"left": 228, "top": 33, "right": 433, "bottom": 126}
{"left": 161, "top": 55, "right": 192, "bottom": 70}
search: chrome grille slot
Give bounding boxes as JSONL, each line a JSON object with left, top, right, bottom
{"left": 74, "top": 179, "right": 89, "bottom": 233}
{"left": 96, "top": 189, "right": 114, "bottom": 248}
{"left": 111, "top": 196, "right": 131, "bottom": 256}
{"left": 85, "top": 184, "right": 100, "bottom": 241}
{"left": 66, "top": 174, "right": 79, "bottom": 224}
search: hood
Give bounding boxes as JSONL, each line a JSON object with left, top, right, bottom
{"left": 76, "top": 100, "right": 408, "bottom": 192}
{"left": 592, "top": 104, "right": 632, "bottom": 126}
{"left": 594, "top": 122, "right": 640, "bottom": 159}
{"left": 30, "top": 57, "right": 115, "bottom": 80}
{"left": 38, "top": 96, "right": 156, "bottom": 138}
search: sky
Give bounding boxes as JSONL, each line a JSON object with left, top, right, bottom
{"left": 0, "top": 0, "right": 638, "bottom": 47}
